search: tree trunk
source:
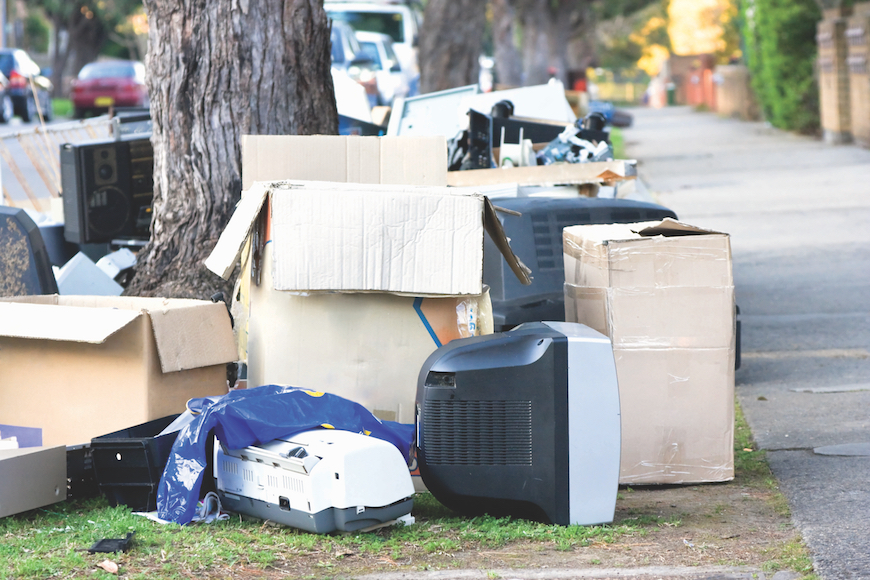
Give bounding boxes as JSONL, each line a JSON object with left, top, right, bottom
{"left": 492, "top": 0, "right": 523, "bottom": 87}
{"left": 124, "top": 0, "right": 337, "bottom": 299}
{"left": 515, "top": 0, "right": 595, "bottom": 86}
{"left": 418, "top": 0, "right": 487, "bottom": 94}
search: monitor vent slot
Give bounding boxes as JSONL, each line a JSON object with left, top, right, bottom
{"left": 423, "top": 400, "right": 532, "bottom": 465}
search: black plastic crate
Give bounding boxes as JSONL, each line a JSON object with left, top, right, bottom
{"left": 90, "top": 414, "right": 181, "bottom": 511}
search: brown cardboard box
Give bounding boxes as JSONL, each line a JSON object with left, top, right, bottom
{"left": 563, "top": 219, "right": 735, "bottom": 484}
{"left": 205, "top": 136, "right": 528, "bottom": 427}
{"left": 245, "top": 240, "right": 493, "bottom": 425}
{"left": 0, "top": 445, "right": 67, "bottom": 518}
{"left": 0, "top": 296, "right": 237, "bottom": 446}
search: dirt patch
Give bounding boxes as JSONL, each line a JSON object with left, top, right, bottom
{"left": 252, "top": 475, "right": 796, "bottom": 578}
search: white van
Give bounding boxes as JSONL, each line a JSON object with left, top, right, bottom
{"left": 324, "top": 1, "right": 421, "bottom": 89}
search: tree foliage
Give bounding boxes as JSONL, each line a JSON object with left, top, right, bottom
{"left": 741, "top": 0, "right": 821, "bottom": 133}
{"left": 31, "top": 0, "right": 143, "bottom": 95}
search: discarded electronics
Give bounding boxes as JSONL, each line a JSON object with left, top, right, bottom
{"left": 0, "top": 445, "right": 67, "bottom": 518}
{"left": 216, "top": 429, "right": 415, "bottom": 533}
{"left": 0, "top": 205, "right": 59, "bottom": 296}
{"left": 60, "top": 134, "right": 154, "bottom": 245}
{"left": 416, "top": 321, "right": 621, "bottom": 526}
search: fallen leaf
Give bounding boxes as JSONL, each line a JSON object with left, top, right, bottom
{"left": 97, "top": 560, "right": 118, "bottom": 574}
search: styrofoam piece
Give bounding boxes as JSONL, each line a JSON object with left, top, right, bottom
{"left": 56, "top": 252, "right": 123, "bottom": 296}
{"left": 96, "top": 248, "right": 137, "bottom": 280}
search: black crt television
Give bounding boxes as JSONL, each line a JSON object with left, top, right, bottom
{"left": 415, "top": 321, "right": 621, "bottom": 526}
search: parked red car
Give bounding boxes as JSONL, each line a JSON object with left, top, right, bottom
{"left": 71, "top": 60, "right": 148, "bottom": 118}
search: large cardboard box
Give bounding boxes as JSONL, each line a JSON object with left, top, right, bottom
{"left": 0, "top": 446, "right": 67, "bottom": 518}
{"left": 207, "top": 135, "right": 529, "bottom": 427}
{"left": 563, "top": 219, "right": 735, "bottom": 484}
{"left": 0, "top": 296, "right": 237, "bottom": 446}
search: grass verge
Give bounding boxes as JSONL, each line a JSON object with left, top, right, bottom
{"left": 51, "top": 98, "right": 72, "bottom": 118}
{"left": 610, "top": 126, "right": 625, "bottom": 159}
{"left": 0, "top": 401, "right": 815, "bottom": 579}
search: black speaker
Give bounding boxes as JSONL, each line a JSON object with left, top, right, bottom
{"left": 61, "top": 136, "right": 153, "bottom": 244}
{"left": 0, "top": 205, "right": 59, "bottom": 295}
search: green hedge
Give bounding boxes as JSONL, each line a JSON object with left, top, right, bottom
{"left": 741, "top": 0, "right": 821, "bottom": 133}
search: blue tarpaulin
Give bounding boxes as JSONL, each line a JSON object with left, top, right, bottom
{"left": 156, "top": 385, "right": 415, "bottom": 525}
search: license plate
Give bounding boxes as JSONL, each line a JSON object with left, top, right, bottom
{"left": 95, "top": 96, "right": 114, "bottom": 107}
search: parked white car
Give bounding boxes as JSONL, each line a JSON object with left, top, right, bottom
{"left": 354, "top": 31, "right": 409, "bottom": 106}
{"left": 324, "top": 1, "right": 421, "bottom": 95}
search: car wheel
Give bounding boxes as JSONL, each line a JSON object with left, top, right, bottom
{"left": 0, "top": 95, "right": 13, "bottom": 124}
{"left": 21, "top": 96, "right": 36, "bottom": 123}
{"left": 73, "top": 107, "right": 86, "bottom": 119}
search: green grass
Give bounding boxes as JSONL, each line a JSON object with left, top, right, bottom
{"left": 610, "top": 127, "right": 625, "bottom": 159}
{"left": 0, "top": 491, "right": 646, "bottom": 579}
{"left": 0, "top": 402, "right": 813, "bottom": 579}
{"left": 51, "top": 98, "right": 72, "bottom": 118}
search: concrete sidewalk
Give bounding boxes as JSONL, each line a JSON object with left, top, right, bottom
{"left": 622, "top": 107, "right": 870, "bottom": 580}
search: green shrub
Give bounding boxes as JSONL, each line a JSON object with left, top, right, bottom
{"left": 741, "top": 0, "right": 821, "bottom": 133}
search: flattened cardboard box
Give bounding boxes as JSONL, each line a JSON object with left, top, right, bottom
{"left": 563, "top": 219, "right": 736, "bottom": 484}
{"left": 0, "top": 296, "right": 237, "bottom": 446}
{"left": 445, "top": 159, "right": 637, "bottom": 188}
{"left": 206, "top": 180, "right": 529, "bottom": 296}
{"left": 0, "top": 445, "right": 67, "bottom": 518}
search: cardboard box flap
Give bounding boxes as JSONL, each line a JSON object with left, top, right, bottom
{"left": 148, "top": 301, "right": 238, "bottom": 373}
{"left": 0, "top": 300, "right": 142, "bottom": 343}
{"left": 635, "top": 218, "right": 727, "bottom": 238}
{"left": 269, "top": 181, "right": 486, "bottom": 294}
{"left": 205, "top": 182, "right": 269, "bottom": 280}
{"left": 484, "top": 197, "right": 531, "bottom": 285}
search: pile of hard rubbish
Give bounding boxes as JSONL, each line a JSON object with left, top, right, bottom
{"left": 0, "top": 83, "right": 736, "bottom": 544}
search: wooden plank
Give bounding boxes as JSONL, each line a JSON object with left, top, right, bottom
{"left": 445, "top": 159, "right": 637, "bottom": 188}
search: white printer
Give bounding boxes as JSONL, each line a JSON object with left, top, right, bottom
{"left": 215, "top": 429, "right": 415, "bottom": 533}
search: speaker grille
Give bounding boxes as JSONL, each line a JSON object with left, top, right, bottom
{"left": 422, "top": 400, "right": 532, "bottom": 465}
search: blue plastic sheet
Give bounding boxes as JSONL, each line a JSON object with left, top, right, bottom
{"left": 156, "top": 385, "right": 415, "bottom": 525}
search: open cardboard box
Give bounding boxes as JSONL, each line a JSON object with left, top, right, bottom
{"left": 563, "top": 219, "right": 736, "bottom": 484}
{"left": 0, "top": 296, "right": 237, "bottom": 446}
{"left": 205, "top": 135, "right": 531, "bottom": 429}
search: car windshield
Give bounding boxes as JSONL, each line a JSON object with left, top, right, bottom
{"left": 329, "top": 11, "right": 404, "bottom": 43}
{"left": 79, "top": 63, "right": 136, "bottom": 80}
{"left": 0, "top": 53, "right": 13, "bottom": 77}
{"left": 357, "top": 42, "right": 382, "bottom": 70}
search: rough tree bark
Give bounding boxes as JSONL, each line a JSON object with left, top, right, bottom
{"left": 125, "top": 0, "right": 337, "bottom": 299}
{"left": 513, "top": 0, "right": 596, "bottom": 86}
{"left": 418, "top": 0, "right": 487, "bottom": 94}
{"left": 492, "top": 0, "right": 524, "bottom": 87}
